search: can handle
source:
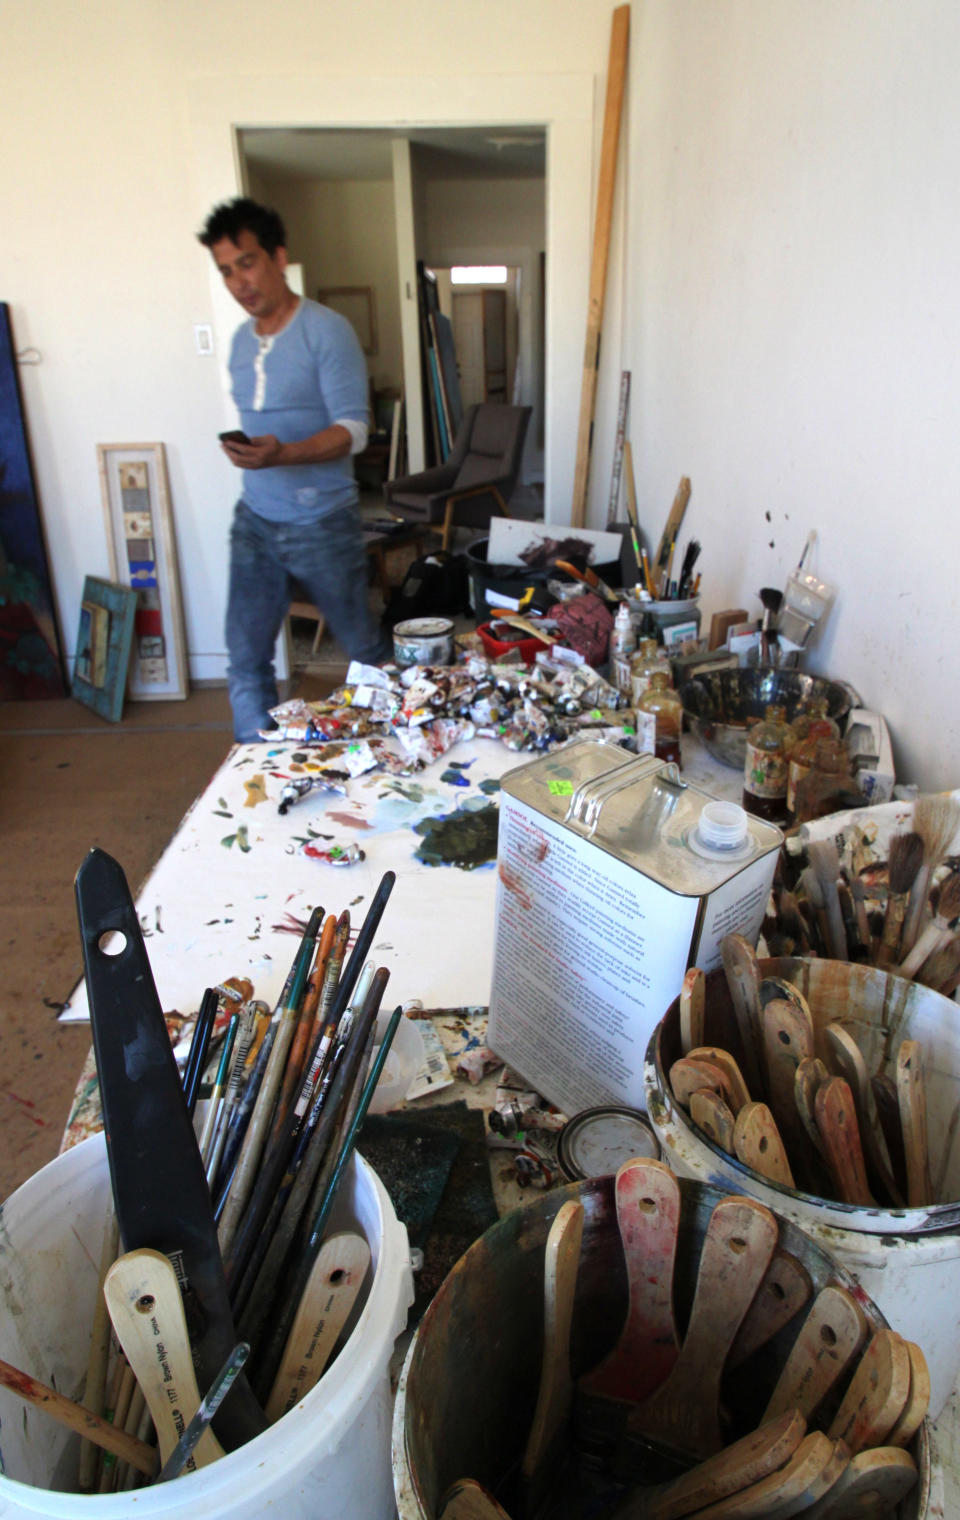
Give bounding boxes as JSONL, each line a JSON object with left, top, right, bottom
{"left": 565, "top": 755, "right": 680, "bottom": 837}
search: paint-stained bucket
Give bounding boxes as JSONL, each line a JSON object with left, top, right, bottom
{"left": 392, "top": 617, "right": 454, "bottom": 668}
{"left": 392, "top": 1173, "right": 930, "bottom": 1518}
{"left": 646, "top": 957, "right": 960, "bottom": 1418}
{"left": 0, "top": 1133, "right": 413, "bottom": 1518}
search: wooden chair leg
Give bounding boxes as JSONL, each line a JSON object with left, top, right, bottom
{"left": 441, "top": 501, "right": 456, "bottom": 552}
{"left": 311, "top": 613, "right": 327, "bottom": 655}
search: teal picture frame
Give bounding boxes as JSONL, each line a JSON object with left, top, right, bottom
{"left": 70, "top": 575, "right": 137, "bottom": 722}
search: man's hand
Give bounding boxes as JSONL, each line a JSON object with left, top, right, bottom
{"left": 220, "top": 434, "right": 284, "bottom": 470}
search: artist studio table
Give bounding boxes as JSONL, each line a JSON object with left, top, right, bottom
{"left": 62, "top": 732, "right": 519, "bottom": 1024}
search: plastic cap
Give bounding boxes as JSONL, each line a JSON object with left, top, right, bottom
{"left": 697, "top": 800, "right": 750, "bottom": 851}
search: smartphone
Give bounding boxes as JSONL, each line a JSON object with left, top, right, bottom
{"left": 219, "top": 429, "right": 251, "bottom": 446}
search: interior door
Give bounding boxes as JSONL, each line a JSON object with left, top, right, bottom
{"left": 452, "top": 292, "right": 485, "bottom": 408}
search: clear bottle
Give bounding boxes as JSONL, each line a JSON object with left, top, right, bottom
{"left": 786, "top": 705, "right": 841, "bottom": 819}
{"left": 742, "top": 704, "right": 793, "bottom": 822}
{"left": 629, "top": 637, "right": 668, "bottom": 706}
{"left": 638, "top": 670, "right": 683, "bottom": 765}
{"left": 610, "top": 602, "right": 637, "bottom": 659}
{"left": 789, "top": 736, "right": 857, "bottom": 824}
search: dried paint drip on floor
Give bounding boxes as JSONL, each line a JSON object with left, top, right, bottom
{"left": 412, "top": 800, "right": 499, "bottom": 869}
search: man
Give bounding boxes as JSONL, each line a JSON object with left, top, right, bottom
{"left": 198, "top": 196, "right": 388, "bottom": 741}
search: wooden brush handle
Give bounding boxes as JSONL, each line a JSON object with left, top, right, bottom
{"left": 762, "top": 1284, "right": 868, "bottom": 1423}
{"left": 265, "top": 1231, "right": 370, "bottom": 1423}
{"left": 897, "top": 1039, "right": 933, "bottom": 1206}
{"left": 0, "top": 1355, "right": 157, "bottom": 1477}
{"left": 104, "top": 1248, "right": 225, "bottom": 1468}
{"left": 679, "top": 967, "right": 705, "bottom": 1055}
{"left": 729, "top": 1250, "right": 812, "bottom": 1368}
{"left": 579, "top": 1159, "right": 680, "bottom": 1404}
{"left": 734, "top": 1102, "right": 796, "bottom": 1190}
{"left": 521, "top": 1199, "right": 584, "bottom": 1486}
{"left": 828, "top": 1330, "right": 911, "bottom": 1454}
{"left": 814, "top": 1077, "right": 874, "bottom": 1206}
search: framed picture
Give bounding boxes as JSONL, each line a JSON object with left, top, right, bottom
{"left": 97, "top": 442, "right": 188, "bottom": 700}
{"left": 70, "top": 575, "right": 137, "bottom": 722}
{"left": 317, "top": 286, "right": 378, "bottom": 357}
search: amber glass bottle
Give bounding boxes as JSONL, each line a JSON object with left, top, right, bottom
{"left": 742, "top": 704, "right": 793, "bottom": 821}
{"left": 639, "top": 670, "right": 683, "bottom": 765}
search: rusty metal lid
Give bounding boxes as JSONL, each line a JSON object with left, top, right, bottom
{"left": 557, "top": 1105, "right": 659, "bottom": 1182}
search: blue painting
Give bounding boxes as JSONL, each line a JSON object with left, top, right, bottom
{"left": 0, "top": 302, "right": 66, "bottom": 698}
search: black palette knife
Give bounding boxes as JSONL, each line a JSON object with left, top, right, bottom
{"left": 75, "top": 847, "right": 267, "bottom": 1451}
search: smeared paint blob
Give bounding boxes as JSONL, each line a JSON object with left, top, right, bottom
{"left": 441, "top": 767, "right": 471, "bottom": 787}
{"left": 213, "top": 809, "right": 233, "bottom": 819}
{"left": 478, "top": 778, "right": 501, "bottom": 795}
{"left": 221, "top": 825, "right": 252, "bottom": 852}
{"left": 327, "top": 810, "right": 374, "bottom": 830}
{"left": 413, "top": 801, "right": 499, "bottom": 869}
{"left": 498, "top": 860, "right": 532, "bottom": 908}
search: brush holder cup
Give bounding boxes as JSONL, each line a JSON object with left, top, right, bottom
{"left": 647, "top": 955, "right": 960, "bottom": 1419}
{"left": 393, "top": 1171, "right": 930, "bottom": 1519}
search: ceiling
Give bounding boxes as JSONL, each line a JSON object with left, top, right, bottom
{"left": 239, "top": 126, "right": 546, "bottom": 182}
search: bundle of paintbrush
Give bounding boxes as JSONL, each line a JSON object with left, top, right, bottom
{"left": 48, "top": 867, "right": 404, "bottom": 1495}
{"left": 766, "top": 795, "right": 960, "bottom": 995}
{"left": 666, "top": 938, "right": 935, "bottom": 1211}
{"left": 504, "top": 1156, "right": 925, "bottom": 1520}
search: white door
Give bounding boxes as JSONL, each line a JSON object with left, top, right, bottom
{"left": 452, "top": 292, "right": 485, "bottom": 408}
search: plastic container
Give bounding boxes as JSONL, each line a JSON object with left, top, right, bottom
{"left": 368, "top": 1011, "right": 426, "bottom": 1114}
{"left": 0, "top": 1133, "right": 413, "bottom": 1518}
{"left": 646, "top": 955, "right": 960, "bottom": 1418}
{"left": 392, "top": 1172, "right": 930, "bottom": 1518}
{"left": 475, "top": 620, "right": 544, "bottom": 666}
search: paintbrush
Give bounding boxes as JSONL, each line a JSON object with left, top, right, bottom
{"left": 676, "top": 539, "right": 701, "bottom": 599}
{"left": 183, "top": 987, "right": 220, "bottom": 1117}
{"left": 799, "top": 865, "right": 830, "bottom": 956}
{"left": 878, "top": 831, "right": 924, "bottom": 966}
{"left": 251, "top": 1000, "right": 403, "bottom": 1400}
{"left": 918, "top": 927, "right": 960, "bottom": 994}
{"left": 900, "top": 869, "right": 960, "bottom": 977}
{"left": 807, "top": 839, "right": 848, "bottom": 961}
{"left": 217, "top": 907, "right": 324, "bottom": 1253}
{"left": 199, "top": 1012, "right": 240, "bottom": 1171}
{"left": 77, "top": 1208, "right": 119, "bottom": 1491}
{"left": 0, "top": 1353, "right": 158, "bottom": 1478}
{"left": 204, "top": 1003, "right": 257, "bottom": 1194}
{"left": 236, "top": 971, "right": 389, "bottom": 1345}
{"left": 225, "top": 959, "right": 376, "bottom": 1307}
{"left": 901, "top": 795, "right": 960, "bottom": 956}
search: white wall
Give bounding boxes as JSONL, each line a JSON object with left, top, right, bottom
{"left": 626, "top": 0, "right": 960, "bottom": 789}
{"left": 0, "top": 0, "right": 601, "bottom": 686}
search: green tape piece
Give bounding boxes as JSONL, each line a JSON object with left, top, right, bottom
{"left": 548, "top": 779, "right": 575, "bottom": 796}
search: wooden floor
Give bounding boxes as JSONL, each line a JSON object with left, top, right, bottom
{"left": 0, "top": 671, "right": 342, "bottom": 1201}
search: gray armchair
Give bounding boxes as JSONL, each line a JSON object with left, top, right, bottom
{"left": 384, "top": 403, "right": 532, "bottom": 550}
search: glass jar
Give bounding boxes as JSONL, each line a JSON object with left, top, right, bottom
{"left": 742, "top": 704, "right": 793, "bottom": 822}
{"left": 789, "top": 737, "right": 857, "bottom": 824}
{"left": 638, "top": 670, "right": 683, "bottom": 765}
{"left": 629, "top": 638, "right": 669, "bottom": 705}
{"left": 786, "top": 708, "right": 841, "bottom": 819}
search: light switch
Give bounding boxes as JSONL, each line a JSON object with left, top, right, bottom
{"left": 194, "top": 324, "right": 214, "bottom": 356}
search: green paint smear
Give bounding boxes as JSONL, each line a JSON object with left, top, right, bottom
{"left": 413, "top": 801, "right": 499, "bottom": 869}
{"left": 548, "top": 779, "right": 575, "bottom": 796}
{"left": 478, "top": 778, "right": 501, "bottom": 795}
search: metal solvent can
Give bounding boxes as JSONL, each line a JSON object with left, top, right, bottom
{"left": 487, "top": 740, "right": 782, "bottom": 1116}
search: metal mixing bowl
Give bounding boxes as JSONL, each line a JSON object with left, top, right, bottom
{"left": 679, "top": 667, "right": 856, "bottom": 769}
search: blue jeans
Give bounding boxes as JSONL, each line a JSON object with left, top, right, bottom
{"left": 225, "top": 500, "right": 390, "bottom": 741}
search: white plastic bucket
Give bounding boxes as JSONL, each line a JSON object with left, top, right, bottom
{"left": 0, "top": 1133, "right": 413, "bottom": 1519}
{"left": 646, "top": 956, "right": 960, "bottom": 1418}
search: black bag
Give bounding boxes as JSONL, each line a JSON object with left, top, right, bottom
{"left": 383, "top": 550, "right": 471, "bottom": 628}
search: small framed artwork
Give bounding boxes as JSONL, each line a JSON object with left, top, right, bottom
{"left": 70, "top": 575, "right": 137, "bottom": 722}
{"left": 97, "top": 442, "right": 188, "bottom": 700}
{"left": 317, "top": 286, "right": 378, "bottom": 357}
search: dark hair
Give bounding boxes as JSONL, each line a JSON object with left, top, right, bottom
{"left": 197, "top": 197, "right": 287, "bottom": 255}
